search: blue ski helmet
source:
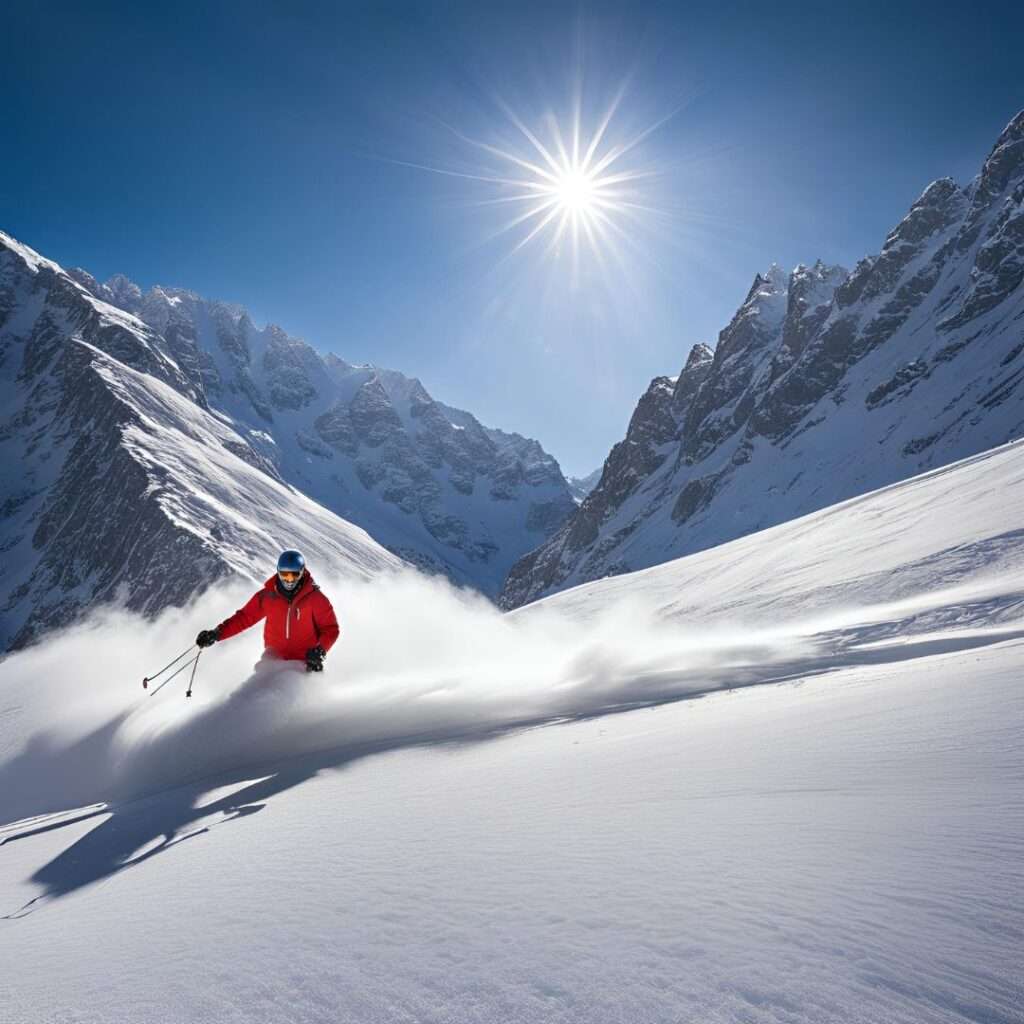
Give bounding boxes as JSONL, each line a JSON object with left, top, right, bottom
{"left": 277, "top": 549, "right": 306, "bottom": 590}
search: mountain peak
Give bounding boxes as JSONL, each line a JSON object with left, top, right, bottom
{"left": 683, "top": 343, "right": 714, "bottom": 371}
{"left": 745, "top": 263, "right": 788, "bottom": 300}
{"left": 0, "top": 230, "right": 60, "bottom": 275}
{"left": 787, "top": 260, "right": 848, "bottom": 315}
{"left": 66, "top": 267, "right": 105, "bottom": 296}
{"left": 973, "top": 110, "right": 1024, "bottom": 202}
{"left": 993, "top": 108, "right": 1024, "bottom": 150}
{"left": 882, "top": 177, "right": 967, "bottom": 251}
{"left": 916, "top": 177, "right": 961, "bottom": 206}
{"left": 104, "top": 273, "right": 143, "bottom": 310}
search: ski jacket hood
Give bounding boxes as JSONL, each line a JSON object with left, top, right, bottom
{"left": 216, "top": 571, "right": 340, "bottom": 661}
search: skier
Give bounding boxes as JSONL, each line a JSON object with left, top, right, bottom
{"left": 195, "top": 550, "right": 339, "bottom": 672}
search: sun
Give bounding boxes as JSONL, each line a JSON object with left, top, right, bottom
{"left": 552, "top": 167, "right": 600, "bottom": 215}
{"left": 465, "top": 99, "right": 663, "bottom": 274}
{"left": 405, "top": 85, "right": 668, "bottom": 272}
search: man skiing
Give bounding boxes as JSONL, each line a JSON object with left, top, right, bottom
{"left": 196, "top": 550, "right": 339, "bottom": 672}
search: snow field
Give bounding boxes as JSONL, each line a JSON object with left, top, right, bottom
{"left": 0, "top": 437, "right": 1022, "bottom": 1022}
{"left": 1, "top": 639, "right": 1021, "bottom": 1023}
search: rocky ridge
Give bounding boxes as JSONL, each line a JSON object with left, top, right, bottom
{"left": 501, "top": 111, "right": 1024, "bottom": 608}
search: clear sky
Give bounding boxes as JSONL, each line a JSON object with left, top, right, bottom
{"left": 2, "top": 1, "right": 1022, "bottom": 476}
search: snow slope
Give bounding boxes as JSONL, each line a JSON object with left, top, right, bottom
{"left": 0, "top": 439, "right": 1022, "bottom": 1022}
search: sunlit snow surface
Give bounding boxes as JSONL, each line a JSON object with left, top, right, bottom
{"left": 1, "top": 441, "right": 1022, "bottom": 1022}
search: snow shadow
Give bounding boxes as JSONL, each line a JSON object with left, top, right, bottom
{"left": 3, "top": 765, "right": 309, "bottom": 918}
{"left": 2, "top": 566, "right": 1022, "bottom": 912}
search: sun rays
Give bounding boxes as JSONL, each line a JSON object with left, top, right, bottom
{"left": 462, "top": 92, "right": 666, "bottom": 273}
{"left": 391, "top": 79, "right": 673, "bottom": 281}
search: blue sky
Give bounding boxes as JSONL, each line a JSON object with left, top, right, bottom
{"left": 2, "top": 1, "right": 1022, "bottom": 476}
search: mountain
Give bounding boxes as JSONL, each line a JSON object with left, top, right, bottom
{"left": 0, "top": 233, "right": 406, "bottom": 650}
{"left": 63, "top": 268, "right": 575, "bottom": 594}
{"left": 501, "top": 110, "right": 1024, "bottom": 608}
{"left": 2, "top": 435, "right": 1021, "bottom": 1023}
{"left": 0, "top": 231, "right": 576, "bottom": 649}
{"left": 567, "top": 467, "right": 602, "bottom": 503}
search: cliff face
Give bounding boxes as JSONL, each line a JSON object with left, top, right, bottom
{"left": 501, "top": 112, "right": 1024, "bottom": 609}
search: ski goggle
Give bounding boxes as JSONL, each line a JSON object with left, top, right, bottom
{"left": 278, "top": 569, "right": 302, "bottom": 582}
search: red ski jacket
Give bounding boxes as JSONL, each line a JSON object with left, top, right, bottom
{"left": 217, "top": 572, "right": 340, "bottom": 661}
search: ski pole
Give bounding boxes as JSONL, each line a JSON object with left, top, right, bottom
{"left": 146, "top": 652, "right": 202, "bottom": 697}
{"left": 142, "top": 644, "right": 197, "bottom": 690}
{"left": 185, "top": 650, "right": 202, "bottom": 699}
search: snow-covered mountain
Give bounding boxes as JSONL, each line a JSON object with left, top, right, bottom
{"left": 567, "top": 466, "right": 602, "bottom": 503}
{"left": 1, "top": 433, "right": 1021, "bottom": 1023}
{"left": 64, "top": 265, "right": 574, "bottom": 594}
{"left": 0, "top": 232, "right": 575, "bottom": 648}
{"left": 501, "top": 110, "right": 1024, "bottom": 608}
{"left": 0, "top": 233, "right": 405, "bottom": 651}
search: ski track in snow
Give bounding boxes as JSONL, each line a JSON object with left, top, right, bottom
{"left": 0, "top": 569, "right": 815, "bottom": 828}
{"left": 1, "top": 557, "right": 1019, "bottom": 836}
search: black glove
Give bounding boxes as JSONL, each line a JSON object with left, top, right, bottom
{"left": 196, "top": 628, "right": 220, "bottom": 648}
{"left": 305, "top": 645, "right": 326, "bottom": 672}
